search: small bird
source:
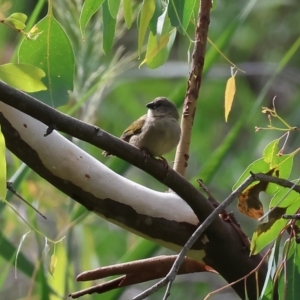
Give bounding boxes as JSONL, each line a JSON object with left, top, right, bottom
{"left": 102, "top": 97, "right": 181, "bottom": 158}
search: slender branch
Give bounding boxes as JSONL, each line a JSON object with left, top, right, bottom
{"left": 252, "top": 173, "right": 300, "bottom": 193}
{"left": 173, "top": 0, "right": 211, "bottom": 176}
{"left": 133, "top": 175, "right": 255, "bottom": 300}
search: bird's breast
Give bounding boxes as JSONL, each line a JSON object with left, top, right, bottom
{"left": 130, "top": 117, "right": 181, "bottom": 157}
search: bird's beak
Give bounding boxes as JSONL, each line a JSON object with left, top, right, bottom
{"left": 146, "top": 101, "right": 155, "bottom": 109}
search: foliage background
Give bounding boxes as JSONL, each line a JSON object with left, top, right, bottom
{"left": 0, "top": 0, "right": 300, "bottom": 299}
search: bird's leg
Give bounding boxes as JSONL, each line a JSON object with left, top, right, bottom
{"left": 158, "top": 156, "right": 170, "bottom": 169}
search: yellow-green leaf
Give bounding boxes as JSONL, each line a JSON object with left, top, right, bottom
{"left": 5, "top": 13, "right": 27, "bottom": 30}
{"left": 108, "top": 0, "right": 120, "bottom": 18}
{"left": 0, "top": 127, "right": 6, "bottom": 200}
{"left": 79, "top": 0, "right": 105, "bottom": 38}
{"left": 138, "top": 0, "right": 155, "bottom": 55}
{"left": 49, "top": 253, "right": 58, "bottom": 276}
{"left": 140, "top": 32, "right": 170, "bottom": 67}
{"left": 123, "top": 0, "right": 132, "bottom": 28}
{"left": 19, "top": 15, "right": 75, "bottom": 107}
{"left": 0, "top": 63, "right": 46, "bottom": 92}
{"left": 224, "top": 73, "right": 236, "bottom": 122}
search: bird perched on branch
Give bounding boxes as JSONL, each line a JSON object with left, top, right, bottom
{"left": 102, "top": 97, "right": 181, "bottom": 158}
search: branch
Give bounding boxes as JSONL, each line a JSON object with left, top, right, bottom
{"left": 0, "top": 80, "right": 222, "bottom": 236}
{"left": 173, "top": 0, "right": 211, "bottom": 176}
{"left": 133, "top": 175, "right": 255, "bottom": 300}
{"left": 0, "top": 83, "right": 268, "bottom": 299}
{"left": 69, "top": 256, "right": 212, "bottom": 298}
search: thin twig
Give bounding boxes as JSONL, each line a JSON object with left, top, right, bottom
{"left": 7, "top": 182, "right": 47, "bottom": 219}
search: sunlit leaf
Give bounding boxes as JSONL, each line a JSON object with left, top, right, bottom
{"left": 266, "top": 153, "right": 294, "bottom": 194}
{"left": 0, "top": 127, "right": 6, "bottom": 200}
{"left": 232, "top": 158, "right": 270, "bottom": 190}
{"left": 140, "top": 32, "right": 169, "bottom": 67}
{"left": 79, "top": 0, "right": 105, "bottom": 38}
{"left": 138, "top": 0, "right": 156, "bottom": 55}
{"left": 263, "top": 139, "right": 280, "bottom": 168}
{"left": 270, "top": 183, "right": 300, "bottom": 209}
{"left": 5, "top": 13, "right": 27, "bottom": 30}
{"left": 167, "top": 0, "right": 196, "bottom": 34}
{"left": 250, "top": 201, "right": 299, "bottom": 255}
{"left": 19, "top": 15, "right": 75, "bottom": 107}
{"left": 141, "top": 10, "right": 176, "bottom": 69}
{"left": 0, "top": 63, "right": 46, "bottom": 92}
{"left": 123, "top": 0, "right": 132, "bottom": 28}
{"left": 224, "top": 74, "right": 236, "bottom": 122}
{"left": 279, "top": 240, "right": 300, "bottom": 300}
{"left": 49, "top": 253, "right": 58, "bottom": 277}
{"left": 108, "top": 0, "right": 120, "bottom": 18}
{"left": 102, "top": 0, "right": 116, "bottom": 54}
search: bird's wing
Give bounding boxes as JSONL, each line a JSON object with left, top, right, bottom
{"left": 120, "top": 114, "right": 147, "bottom": 142}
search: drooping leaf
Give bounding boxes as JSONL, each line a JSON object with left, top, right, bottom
{"left": 108, "top": 0, "right": 121, "bottom": 18}
{"left": 0, "top": 63, "right": 46, "bottom": 92}
{"left": 167, "top": 0, "right": 196, "bottom": 34}
{"left": 123, "top": 0, "right": 132, "bottom": 28}
{"left": 278, "top": 240, "right": 300, "bottom": 300}
{"left": 224, "top": 73, "right": 236, "bottom": 122}
{"left": 138, "top": 0, "right": 156, "bottom": 55}
{"left": 250, "top": 201, "right": 300, "bottom": 255}
{"left": 79, "top": 0, "right": 105, "bottom": 38}
{"left": 5, "top": 13, "right": 27, "bottom": 30}
{"left": 141, "top": 11, "right": 176, "bottom": 69}
{"left": 102, "top": 0, "right": 116, "bottom": 54}
{"left": 18, "top": 15, "right": 75, "bottom": 107}
{"left": 0, "top": 127, "right": 6, "bottom": 200}
{"left": 148, "top": 0, "right": 163, "bottom": 35}
{"left": 49, "top": 253, "right": 58, "bottom": 277}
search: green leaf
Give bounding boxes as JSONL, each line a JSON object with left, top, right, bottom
{"left": 167, "top": 0, "right": 196, "bottom": 34}
{"left": 79, "top": 0, "right": 105, "bottom": 38}
{"left": 279, "top": 241, "right": 300, "bottom": 300}
{"left": 270, "top": 182, "right": 300, "bottom": 209}
{"left": 148, "top": 0, "right": 163, "bottom": 35}
{"left": 138, "top": 0, "right": 156, "bottom": 55}
{"left": 250, "top": 201, "right": 299, "bottom": 255}
{"left": 5, "top": 13, "right": 27, "bottom": 30}
{"left": 0, "top": 127, "right": 6, "bottom": 200}
{"left": 108, "top": 0, "right": 121, "bottom": 18}
{"left": 266, "top": 153, "right": 294, "bottom": 195}
{"left": 232, "top": 158, "right": 270, "bottom": 190}
{"left": 123, "top": 0, "right": 132, "bottom": 28}
{"left": 18, "top": 15, "right": 75, "bottom": 107}
{"left": 143, "top": 30, "right": 176, "bottom": 69}
{"left": 0, "top": 63, "right": 46, "bottom": 92}
{"left": 263, "top": 139, "right": 280, "bottom": 168}
{"left": 102, "top": 0, "right": 116, "bottom": 54}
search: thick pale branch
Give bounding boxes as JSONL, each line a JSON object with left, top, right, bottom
{"left": 0, "top": 82, "right": 269, "bottom": 299}
{"left": 0, "top": 80, "right": 223, "bottom": 236}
